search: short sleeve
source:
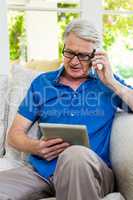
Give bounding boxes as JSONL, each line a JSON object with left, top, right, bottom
{"left": 18, "top": 79, "right": 42, "bottom": 122}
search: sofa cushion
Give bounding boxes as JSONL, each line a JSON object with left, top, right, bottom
{"left": 0, "top": 75, "right": 8, "bottom": 156}
{"left": 0, "top": 75, "right": 7, "bottom": 120}
{"left": 0, "top": 124, "right": 5, "bottom": 157}
{"left": 102, "top": 193, "right": 125, "bottom": 200}
{"left": 39, "top": 193, "right": 125, "bottom": 200}
{"left": 110, "top": 112, "right": 133, "bottom": 200}
{"left": 5, "top": 64, "right": 41, "bottom": 161}
{"left": 25, "top": 59, "right": 60, "bottom": 72}
{"left": 7, "top": 64, "right": 40, "bottom": 129}
{"left": 0, "top": 157, "right": 23, "bottom": 171}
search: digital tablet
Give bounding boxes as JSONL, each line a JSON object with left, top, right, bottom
{"left": 39, "top": 123, "right": 89, "bottom": 147}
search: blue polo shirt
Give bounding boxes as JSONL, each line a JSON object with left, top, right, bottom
{"left": 18, "top": 66, "right": 132, "bottom": 179}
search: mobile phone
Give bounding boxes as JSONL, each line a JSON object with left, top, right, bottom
{"left": 91, "top": 48, "right": 103, "bottom": 72}
{"left": 89, "top": 49, "right": 95, "bottom": 75}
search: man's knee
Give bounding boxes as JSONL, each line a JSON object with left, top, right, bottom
{"left": 58, "top": 145, "right": 98, "bottom": 166}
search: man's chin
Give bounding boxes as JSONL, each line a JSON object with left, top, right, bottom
{"left": 70, "top": 73, "right": 87, "bottom": 80}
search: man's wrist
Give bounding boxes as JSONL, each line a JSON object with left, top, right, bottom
{"left": 108, "top": 79, "right": 123, "bottom": 95}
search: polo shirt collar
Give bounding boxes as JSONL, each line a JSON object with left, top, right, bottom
{"left": 54, "top": 64, "right": 64, "bottom": 83}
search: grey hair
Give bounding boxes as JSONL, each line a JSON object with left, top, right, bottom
{"left": 64, "top": 19, "right": 101, "bottom": 48}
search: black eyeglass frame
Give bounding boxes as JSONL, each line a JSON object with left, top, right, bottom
{"left": 62, "top": 48, "right": 96, "bottom": 62}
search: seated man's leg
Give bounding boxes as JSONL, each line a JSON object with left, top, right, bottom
{"left": 0, "top": 165, "right": 55, "bottom": 200}
{"left": 54, "top": 145, "right": 114, "bottom": 200}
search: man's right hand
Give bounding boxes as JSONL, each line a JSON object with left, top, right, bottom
{"left": 7, "top": 114, "right": 70, "bottom": 161}
{"left": 34, "top": 138, "right": 70, "bottom": 161}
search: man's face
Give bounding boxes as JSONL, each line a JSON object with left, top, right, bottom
{"left": 63, "top": 32, "right": 95, "bottom": 80}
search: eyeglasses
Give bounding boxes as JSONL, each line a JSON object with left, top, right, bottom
{"left": 62, "top": 48, "right": 95, "bottom": 61}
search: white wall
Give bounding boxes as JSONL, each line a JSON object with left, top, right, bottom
{"left": 25, "top": 0, "right": 103, "bottom": 61}
{"left": 0, "top": 0, "right": 10, "bottom": 75}
{"left": 81, "top": 0, "right": 103, "bottom": 36}
{"left": 26, "top": 0, "right": 58, "bottom": 61}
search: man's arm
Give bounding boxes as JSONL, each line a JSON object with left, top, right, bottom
{"left": 91, "top": 50, "right": 133, "bottom": 111}
{"left": 7, "top": 114, "right": 38, "bottom": 153}
{"left": 108, "top": 79, "right": 133, "bottom": 111}
{"left": 7, "top": 113, "right": 70, "bottom": 161}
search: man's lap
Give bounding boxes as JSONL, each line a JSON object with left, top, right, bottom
{"left": 0, "top": 165, "right": 55, "bottom": 200}
{"left": 0, "top": 146, "right": 114, "bottom": 200}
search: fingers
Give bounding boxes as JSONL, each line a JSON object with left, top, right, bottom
{"left": 44, "top": 147, "right": 66, "bottom": 161}
{"left": 40, "top": 138, "right": 63, "bottom": 148}
{"left": 38, "top": 139, "right": 70, "bottom": 160}
{"left": 92, "top": 55, "right": 107, "bottom": 64}
{"left": 42, "top": 142, "right": 70, "bottom": 155}
{"left": 43, "top": 143, "right": 70, "bottom": 161}
{"left": 91, "top": 51, "right": 109, "bottom": 71}
{"left": 97, "top": 64, "right": 103, "bottom": 70}
{"left": 92, "top": 59, "right": 105, "bottom": 71}
{"left": 94, "top": 50, "right": 107, "bottom": 57}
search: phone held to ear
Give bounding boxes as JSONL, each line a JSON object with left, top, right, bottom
{"left": 91, "top": 48, "right": 104, "bottom": 75}
{"left": 97, "top": 64, "right": 103, "bottom": 70}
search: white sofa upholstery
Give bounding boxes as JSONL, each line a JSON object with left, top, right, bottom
{"left": 110, "top": 112, "right": 133, "bottom": 200}
{"left": 0, "top": 64, "right": 133, "bottom": 200}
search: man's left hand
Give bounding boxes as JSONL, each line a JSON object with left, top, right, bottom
{"left": 91, "top": 50, "right": 116, "bottom": 87}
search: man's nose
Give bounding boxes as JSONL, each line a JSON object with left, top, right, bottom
{"left": 70, "top": 55, "right": 80, "bottom": 65}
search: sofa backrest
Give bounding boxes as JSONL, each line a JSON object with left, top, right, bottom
{"left": 0, "top": 75, "right": 8, "bottom": 156}
{"left": 110, "top": 112, "right": 133, "bottom": 200}
{"left": 1, "top": 61, "right": 60, "bottom": 160}
{"left": 5, "top": 64, "right": 41, "bottom": 160}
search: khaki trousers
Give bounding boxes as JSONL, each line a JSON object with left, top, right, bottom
{"left": 0, "top": 146, "right": 114, "bottom": 200}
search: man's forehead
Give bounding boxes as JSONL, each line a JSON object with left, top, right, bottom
{"left": 64, "top": 42, "right": 95, "bottom": 53}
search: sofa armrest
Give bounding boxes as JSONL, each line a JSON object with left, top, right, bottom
{"left": 110, "top": 112, "right": 133, "bottom": 200}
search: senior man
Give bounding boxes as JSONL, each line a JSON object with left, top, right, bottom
{"left": 0, "top": 19, "right": 133, "bottom": 200}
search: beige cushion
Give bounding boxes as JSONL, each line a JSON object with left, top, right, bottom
{"left": 110, "top": 112, "right": 133, "bottom": 200}
{"left": 0, "top": 75, "right": 8, "bottom": 156}
{"left": 25, "top": 59, "right": 60, "bottom": 72}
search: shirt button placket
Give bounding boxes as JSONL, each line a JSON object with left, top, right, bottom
{"left": 70, "top": 92, "right": 77, "bottom": 117}
{"left": 70, "top": 113, "right": 74, "bottom": 117}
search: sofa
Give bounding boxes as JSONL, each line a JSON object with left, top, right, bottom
{"left": 0, "top": 63, "right": 133, "bottom": 200}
